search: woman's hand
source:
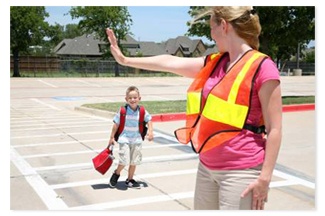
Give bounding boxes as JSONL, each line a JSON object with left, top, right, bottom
{"left": 241, "top": 178, "right": 269, "bottom": 210}
{"left": 106, "top": 28, "right": 126, "bottom": 65}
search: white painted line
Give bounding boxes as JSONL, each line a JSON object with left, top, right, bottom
{"left": 69, "top": 191, "right": 194, "bottom": 210}
{"left": 11, "top": 138, "right": 106, "bottom": 148}
{"left": 10, "top": 130, "right": 174, "bottom": 140}
{"left": 23, "top": 150, "right": 96, "bottom": 158}
{"left": 76, "top": 79, "right": 101, "bottom": 87}
{"left": 35, "top": 162, "right": 90, "bottom": 171}
{"left": 10, "top": 147, "right": 68, "bottom": 210}
{"left": 270, "top": 180, "right": 299, "bottom": 188}
{"left": 11, "top": 123, "right": 109, "bottom": 132}
{"left": 34, "top": 153, "right": 199, "bottom": 171}
{"left": 10, "top": 116, "right": 108, "bottom": 124}
{"left": 273, "top": 169, "right": 315, "bottom": 189}
{"left": 22, "top": 143, "right": 188, "bottom": 158}
{"left": 11, "top": 116, "right": 94, "bottom": 122}
{"left": 37, "top": 79, "right": 58, "bottom": 88}
{"left": 30, "top": 98, "right": 61, "bottom": 111}
{"left": 11, "top": 120, "right": 108, "bottom": 129}
{"left": 11, "top": 130, "right": 109, "bottom": 139}
{"left": 51, "top": 169, "right": 198, "bottom": 189}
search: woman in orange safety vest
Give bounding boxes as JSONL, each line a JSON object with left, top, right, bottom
{"left": 174, "top": 50, "right": 268, "bottom": 154}
{"left": 106, "top": 6, "right": 282, "bottom": 210}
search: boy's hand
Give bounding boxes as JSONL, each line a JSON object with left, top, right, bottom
{"left": 108, "top": 137, "right": 115, "bottom": 147}
{"left": 146, "top": 132, "right": 154, "bottom": 142}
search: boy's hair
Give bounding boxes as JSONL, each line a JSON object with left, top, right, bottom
{"left": 126, "top": 86, "right": 140, "bottom": 96}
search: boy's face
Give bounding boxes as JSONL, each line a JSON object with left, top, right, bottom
{"left": 125, "top": 90, "right": 141, "bottom": 110}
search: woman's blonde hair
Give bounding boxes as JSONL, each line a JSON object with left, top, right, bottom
{"left": 192, "top": 6, "right": 261, "bottom": 50}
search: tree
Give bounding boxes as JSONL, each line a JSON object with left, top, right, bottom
{"left": 10, "top": 6, "right": 49, "bottom": 77}
{"left": 46, "top": 23, "right": 65, "bottom": 51}
{"left": 69, "top": 6, "right": 133, "bottom": 76}
{"left": 186, "top": 6, "right": 212, "bottom": 41}
{"left": 303, "top": 49, "right": 315, "bottom": 63}
{"left": 64, "top": 24, "right": 82, "bottom": 39}
{"left": 256, "top": 6, "right": 315, "bottom": 68}
{"left": 186, "top": 6, "right": 315, "bottom": 67}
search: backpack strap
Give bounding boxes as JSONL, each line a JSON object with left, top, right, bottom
{"left": 139, "top": 106, "right": 148, "bottom": 140}
{"left": 139, "top": 106, "right": 145, "bottom": 134}
{"left": 114, "top": 105, "right": 126, "bottom": 141}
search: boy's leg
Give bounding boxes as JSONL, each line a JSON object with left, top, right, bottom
{"left": 115, "top": 164, "right": 125, "bottom": 175}
{"left": 117, "top": 143, "right": 129, "bottom": 172}
{"left": 125, "top": 143, "right": 142, "bottom": 188}
{"left": 109, "top": 143, "right": 128, "bottom": 187}
{"left": 127, "top": 165, "right": 136, "bottom": 180}
{"left": 128, "top": 143, "right": 142, "bottom": 172}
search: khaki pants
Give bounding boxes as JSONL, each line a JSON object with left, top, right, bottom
{"left": 194, "top": 162, "right": 262, "bottom": 210}
{"left": 118, "top": 143, "right": 142, "bottom": 166}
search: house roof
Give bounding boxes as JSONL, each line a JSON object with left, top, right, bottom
{"left": 163, "top": 36, "right": 201, "bottom": 55}
{"left": 54, "top": 33, "right": 206, "bottom": 57}
{"left": 54, "top": 34, "right": 102, "bottom": 56}
{"left": 204, "top": 45, "right": 219, "bottom": 56}
{"left": 129, "top": 42, "right": 166, "bottom": 56}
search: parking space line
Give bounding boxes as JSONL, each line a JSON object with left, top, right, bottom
{"left": 273, "top": 169, "right": 315, "bottom": 189}
{"left": 76, "top": 79, "right": 102, "bottom": 87}
{"left": 37, "top": 79, "right": 58, "bottom": 88}
{"left": 51, "top": 169, "right": 198, "bottom": 190}
{"left": 69, "top": 191, "right": 194, "bottom": 210}
{"left": 34, "top": 153, "right": 199, "bottom": 172}
{"left": 30, "top": 98, "right": 61, "bottom": 111}
{"left": 10, "top": 147, "right": 68, "bottom": 210}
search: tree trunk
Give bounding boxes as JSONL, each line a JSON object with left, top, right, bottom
{"left": 114, "top": 62, "right": 120, "bottom": 77}
{"left": 12, "top": 49, "right": 21, "bottom": 77}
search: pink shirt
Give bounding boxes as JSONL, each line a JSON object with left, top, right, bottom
{"left": 200, "top": 53, "right": 280, "bottom": 170}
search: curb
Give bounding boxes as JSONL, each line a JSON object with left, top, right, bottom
{"left": 282, "top": 103, "right": 315, "bottom": 112}
{"left": 151, "top": 104, "right": 315, "bottom": 122}
{"left": 75, "top": 104, "right": 315, "bottom": 123}
{"left": 75, "top": 106, "right": 116, "bottom": 119}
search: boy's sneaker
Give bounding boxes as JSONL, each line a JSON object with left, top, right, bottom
{"left": 125, "top": 179, "right": 141, "bottom": 188}
{"left": 109, "top": 171, "right": 120, "bottom": 187}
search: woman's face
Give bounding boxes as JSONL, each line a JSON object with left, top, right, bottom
{"left": 209, "top": 16, "right": 224, "bottom": 51}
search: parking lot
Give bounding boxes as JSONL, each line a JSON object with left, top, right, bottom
{"left": 10, "top": 76, "right": 316, "bottom": 212}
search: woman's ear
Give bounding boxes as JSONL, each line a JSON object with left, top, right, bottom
{"left": 221, "top": 19, "right": 228, "bottom": 32}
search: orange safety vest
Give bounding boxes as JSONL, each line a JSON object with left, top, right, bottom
{"left": 174, "top": 50, "right": 267, "bottom": 153}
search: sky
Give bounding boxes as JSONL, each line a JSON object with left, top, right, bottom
{"left": 44, "top": 6, "right": 212, "bottom": 44}
{"left": 45, "top": 5, "right": 316, "bottom": 47}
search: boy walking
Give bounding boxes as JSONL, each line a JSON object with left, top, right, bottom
{"left": 108, "top": 86, "right": 153, "bottom": 188}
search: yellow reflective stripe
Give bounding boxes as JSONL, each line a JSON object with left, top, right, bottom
{"left": 228, "top": 53, "right": 264, "bottom": 103}
{"left": 210, "top": 53, "right": 219, "bottom": 60}
{"left": 202, "top": 94, "right": 248, "bottom": 128}
{"left": 186, "top": 92, "right": 201, "bottom": 114}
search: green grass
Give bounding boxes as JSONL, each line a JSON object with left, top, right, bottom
{"left": 82, "top": 96, "right": 314, "bottom": 114}
{"left": 282, "top": 96, "right": 315, "bottom": 105}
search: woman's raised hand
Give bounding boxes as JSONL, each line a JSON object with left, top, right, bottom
{"left": 106, "top": 28, "right": 126, "bottom": 65}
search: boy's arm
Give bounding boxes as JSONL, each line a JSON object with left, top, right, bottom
{"left": 108, "top": 122, "right": 118, "bottom": 146}
{"left": 146, "top": 120, "right": 154, "bottom": 141}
